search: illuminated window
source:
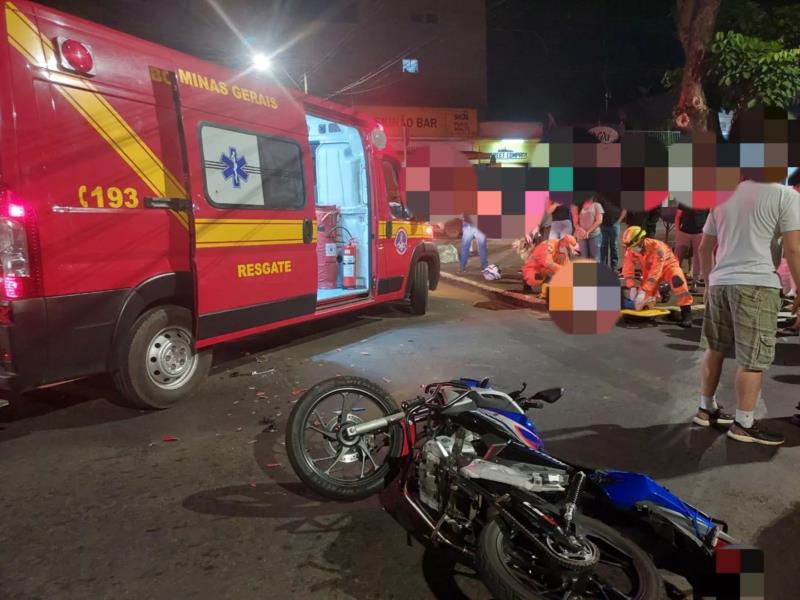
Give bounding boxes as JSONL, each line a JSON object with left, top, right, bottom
{"left": 402, "top": 59, "right": 419, "bottom": 74}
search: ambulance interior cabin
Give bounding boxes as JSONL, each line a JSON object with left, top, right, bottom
{"left": 306, "top": 114, "right": 370, "bottom": 303}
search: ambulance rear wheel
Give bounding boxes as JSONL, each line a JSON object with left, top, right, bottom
{"left": 409, "top": 260, "right": 429, "bottom": 315}
{"left": 114, "top": 305, "right": 211, "bottom": 410}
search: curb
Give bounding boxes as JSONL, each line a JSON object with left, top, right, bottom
{"left": 440, "top": 271, "right": 547, "bottom": 310}
{"left": 440, "top": 271, "right": 706, "bottom": 313}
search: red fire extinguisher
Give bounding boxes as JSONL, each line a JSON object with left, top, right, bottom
{"left": 342, "top": 239, "right": 357, "bottom": 289}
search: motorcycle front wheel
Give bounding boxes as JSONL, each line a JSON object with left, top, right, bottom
{"left": 285, "top": 376, "right": 404, "bottom": 501}
{"left": 478, "top": 515, "right": 665, "bottom": 600}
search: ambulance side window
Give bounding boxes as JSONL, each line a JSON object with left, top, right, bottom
{"left": 382, "top": 159, "right": 408, "bottom": 219}
{"left": 201, "top": 124, "right": 305, "bottom": 210}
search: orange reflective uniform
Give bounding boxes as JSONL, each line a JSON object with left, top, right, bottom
{"left": 622, "top": 238, "right": 692, "bottom": 307}
{"left": 523, "top": 240, "right": 568, "bottom": 286}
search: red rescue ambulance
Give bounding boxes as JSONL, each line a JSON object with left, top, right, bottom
{"left": 0, "top": 1, "right": 439, "bottom": 408}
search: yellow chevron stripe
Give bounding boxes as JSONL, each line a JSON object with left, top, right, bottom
{"left": 5, "top": 2, "right": 188, "bottom": 229}
{"left": 195, "top": 220, "right": 317, "bottom": 247}
{"left": 377, "top": 221, "right": 430, "bottom": 238}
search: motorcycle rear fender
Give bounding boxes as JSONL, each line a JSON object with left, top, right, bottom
{"left": 591, "top": 470, "right": 719, "bottom": 544}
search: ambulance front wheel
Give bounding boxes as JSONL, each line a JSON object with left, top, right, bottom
{"left": 114, "top": 305, "right": 212, "bottom": 409}
{"left": 409, "top": 260, "right": 429, "bottom": 315}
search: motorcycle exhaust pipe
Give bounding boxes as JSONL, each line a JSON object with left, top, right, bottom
{"left": 344, "top": 411, "right": 405, "bottom": 438}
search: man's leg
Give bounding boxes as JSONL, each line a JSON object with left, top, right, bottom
{"left": 600, "top": 227, "right": 609, "bottom": 265}
{"left": 734, "top": 368, "right": 762, "bottom": 413}
{"left": 691, "top": 234, "right": 702, "bottom": 284}
{"left": 459, "top": 225, "right": 474, "bottom": 271}
{"left": 475, "top": 229, "right": 489, "bottom": 269}
{"left": 727, "top": 286, "right": 785, "bottom": 445}
{"left": 591, "top": 235, "right": 601, "bottom": 260}
{"left": 610, "top": 224, "right": 620, "bottom": 270}
{"left": 694, "top": 286, "right": 735, "bottom": 426}
{"left": 701, "top": 349, "right": 725, "bottom": 398}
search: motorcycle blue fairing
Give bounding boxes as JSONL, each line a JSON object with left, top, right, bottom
{"left": 590, "top": 470, "right": 716, "bottom": 533}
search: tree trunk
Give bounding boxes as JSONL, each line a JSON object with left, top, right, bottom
{"left": 673, "top": 0, "right": 721, "bottom": 132}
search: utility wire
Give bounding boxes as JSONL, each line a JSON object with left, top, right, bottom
{"left": 326, "top": 34, "right": 440, "bottom": 99}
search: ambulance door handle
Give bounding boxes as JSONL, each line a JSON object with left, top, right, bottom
{"left": 302, "top": 219, "right": 313, "bottom": 244}
{"left": 144, "top": 197, "right": 191, "bottom": 210}
{"left": 386, "top": 219, "right": 393, "bottom": 238}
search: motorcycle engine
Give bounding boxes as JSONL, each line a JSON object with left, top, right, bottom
{"left": 418, "top": 433, "right": 477, "bottom": 511}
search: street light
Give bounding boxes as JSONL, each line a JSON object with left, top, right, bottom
{"left": 251, "top": 52, "right": 271, "bottom": 71}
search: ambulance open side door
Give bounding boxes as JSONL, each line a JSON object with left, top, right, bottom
{"left": 158, "top": 71, "right": 318, "bottom": 346}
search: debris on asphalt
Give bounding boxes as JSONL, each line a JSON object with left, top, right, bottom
{"left": 360, "top": 352, "right": 370, "bottom": 356}
{"left": 236, "top": 426, "right": 243, "bottom": 432}
{"left": 252, "top": 369, "right": 275, "bottom": 376}
{"left": 233, "top": 400, "right": 240, "bottom": 405}
{"left": 382, "top": 377, "right": 392, "bottom": 384}
{"left": 256, "top": 391, "right": 267, "bottom": 398}
{"left": 259, "top": 416, "right": 278, "bottom": 433}
{"left": 249, "top": 386, "right": 256, "bottom": 390}
{"left": 247, "top": 440, "right": 257, "bottom": 445}
{"left": 161, "top": 435, "right": 178, "bottom": 442}
{"left": 291, "top": 388, "right": 305, "bottom": 396}
{"left": 265, "top": 463, "right": 281, "bottom": 468}
{"left": 229, "top": 371, "right": 240, "bottom": 378}
{"left": 255, "top": 355, "right": 268, "bottom": 363}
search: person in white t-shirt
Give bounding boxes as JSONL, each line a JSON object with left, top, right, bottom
{"left": 695, "top": 176, "right": 800, "bottom": 445}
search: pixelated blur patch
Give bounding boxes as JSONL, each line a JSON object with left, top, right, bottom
{"left": 548, "top": 261, "right": 620, "bottom": 335}
{"left": 710, "top": 547, "right": 765, "bottom": 600}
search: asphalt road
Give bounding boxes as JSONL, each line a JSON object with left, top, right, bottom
{"left": 1, "top": 283, "right": 799, "bottom": 600}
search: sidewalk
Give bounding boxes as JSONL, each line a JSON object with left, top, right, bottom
{"left": 435, "top": 238, "right": 705, "bottom": 313}
{"left": 437, "top": 239, "right": 547, "bottom": 308}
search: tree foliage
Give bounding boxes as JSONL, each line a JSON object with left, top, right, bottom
{"left": 709, "top": 32, "right": 800, "bottom": 112}
{"left": 665, "top": 0, "right": 800, "bottom": 116}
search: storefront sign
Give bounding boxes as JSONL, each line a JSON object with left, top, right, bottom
{"left": 355, "top": 105, "right": 478, "bottom": 138}
{"left": 476, "top": 139, "right": 536, "bottom": 165}
{"left": 588, "top": 126, "right": 620, "bottom": 143}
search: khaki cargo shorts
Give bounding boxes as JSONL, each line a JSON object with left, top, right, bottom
{"left": 701, "top": 285, "right": 782, "bottom": 371}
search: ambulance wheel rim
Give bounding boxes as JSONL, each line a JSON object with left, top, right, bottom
{"left": 146, "top": 326, "right": 199, "bottom": 389}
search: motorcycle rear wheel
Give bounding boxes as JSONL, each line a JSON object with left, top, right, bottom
{"left": 286, "top": 376, "right": 404, "bottom": 501}
{"left": 478, "top": 515, "right": 665, "bottom": 600}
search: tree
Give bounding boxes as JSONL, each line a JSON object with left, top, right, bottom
{"left": 709, "top": 32, "right": 800, "bottom": 114}
{"left": 672, "top": 0, "right": 721, "bottom": 132}
{"left": 664, "top": 0, "right": 800, "bottom": 126}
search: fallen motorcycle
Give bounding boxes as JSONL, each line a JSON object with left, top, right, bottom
{"left": 286, "top": 376, "right": 735, "bottom": 599}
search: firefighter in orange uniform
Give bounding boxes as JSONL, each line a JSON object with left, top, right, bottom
{"left": 523, "top": 234, "right": 580, "bottom": 298}
{"left": 622, "top": 226, "right": 693, "bottom": 327}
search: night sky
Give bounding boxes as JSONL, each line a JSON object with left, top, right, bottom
{"left": 29, "top": 0, "right": 798, "bottom": 124}
{"left": 486, "top": 0, "right": 683, "bottom": 123}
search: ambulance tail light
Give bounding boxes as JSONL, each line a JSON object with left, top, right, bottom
{"left": 0, "top": 187, "right": 43, "bottom": 301}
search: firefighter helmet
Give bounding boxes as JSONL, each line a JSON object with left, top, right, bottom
{"left": 622, "top": 226, "right": 647, "bottom": 248}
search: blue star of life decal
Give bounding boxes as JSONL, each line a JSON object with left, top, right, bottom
{"left": 220, "top": 146, "right": 249, "bottom": 188}
{"left": 395, "top": 228, "right": 408, "bottom": 255}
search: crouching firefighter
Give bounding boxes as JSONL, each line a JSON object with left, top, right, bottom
{"left": 523, "top": 235, "right": 580, "bottom": 298}
{"left": 622, "top": 226, "right": 693, "bottom": 327}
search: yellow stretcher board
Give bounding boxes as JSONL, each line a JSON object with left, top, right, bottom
{"left": 620, "top": 308, "right": 673, "bottom": 319}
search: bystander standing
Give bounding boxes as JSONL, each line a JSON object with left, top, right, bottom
{"left": 694, "top": 175, "right": 800, "bottom": 445}
{"left": 573, "top": 195, "right": 604, "bottom": 259}
{"left": 547, "top": 197, "right": 573, "bottom": 240}
{"left": 458, "top": 213, "right": 488, "bottom": 273}
{"left": 674, "top": 205, "right": 709, "bottom": 292}
{"left": 598, "top": 194, "right": 626, "bottom": 271}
